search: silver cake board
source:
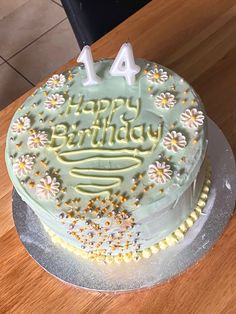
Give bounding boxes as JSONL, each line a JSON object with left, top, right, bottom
{"left": 12, "top": 118, "right": 236, "bottom": 292}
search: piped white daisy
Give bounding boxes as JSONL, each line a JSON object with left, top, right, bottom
{"left": 46, "top": 74, "right": 66, "bottom": 89}
{"left": 147, "top": 68, "right": 168, "bottom": 84}
{"left": 154, "top": 92, "right": 176, "bottom": 109}
{"left": 163, "top": 131, "right": 187, "bottom": 152}
{"left": 147, "top": 161, "right": 172, "bottom": 184}
{"left": 180, "top": 108, "right": 205, "bottom": 128}
{"left": 11, "top": 116, "right": 30, "bottom": 134}
{"left": 36, "top": 176, "right": 60, "bottom": 199}
{"left": 44, "top": 93, "right": 65, "bottom": 110}
{"left": 13, "top": 154, "right": 34, "bottom": 177}
{"left": 28, "top": 131, "right": 48, "bottom": 149}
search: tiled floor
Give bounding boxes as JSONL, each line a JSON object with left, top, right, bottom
{"left": 0, "top": 0, "right": 80, "bottom": 110}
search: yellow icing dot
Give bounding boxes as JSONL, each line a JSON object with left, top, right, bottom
{"left": 179, "top": 223, "right": 187, "bottom": 232}
{"left": 123, "top": 253, "right": 132, "bottom": 263}
{"left": 159, "top": 240, "right": 168, "bottom": 250}
{"left": 114, "top": 254, "right": 123, "bottom": 264}
{"left": 174, "top": 229, "right": 184, "bottom": 240}
{"left": 186, "top": 217, "right": 193, "bottom": 227}
{"left": 105, "top": 256, "right": 114, "bottom": 264}
{"left": 154, "top": 72, "right": 160, "bottom": 79}
{"left": 150, "top": 244, "right": 159, "bottom": 254}
{"left": 165, "top": 235, "right": 177, "bottom": 246}
{"left": 142, "top": 248, "right": 152, "bottom": 258}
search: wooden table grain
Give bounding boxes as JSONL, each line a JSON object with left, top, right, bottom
{"left": 0, "top": 1, "right": 235, "bottom": 313}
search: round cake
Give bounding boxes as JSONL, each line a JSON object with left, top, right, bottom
{"left": 5, "top": 58, "right": 210, "bottom": 263}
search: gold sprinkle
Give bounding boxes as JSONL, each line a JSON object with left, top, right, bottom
{"left": 147, "top": 86, "right": 152, "bottom": 92}
{"left": 40, "top": 160, "right": 48, "bottom": 167}
{"left": 159, "top": 188, "right": 164, "bottom": 193}
{"left": 192, "top": 139, "right": 198, "bottom": 144}
{"left": 143, "top": 69, "right": 148, "bottom": 74}
{"left": 39, "top": 112, "right": 44, "bottom": 116}
{"left": 105, "top": 221, "right": 110, "bottom": 226}
{"left": 182, "top": 99, "right": 187, "bottom": 104}
{"left": 16, "top": 143, "right": 21, "bottom": 149}
{"left": 61, "top": 187, "right": 67, "bottom": 193}
{"left": 35, "top": 171, "right": 40, "bottom": 176}
{"left": 43, "top": 91, "right": 48, "bottom": 96}
{"left": 28, "top": 181, "right": 35, "bottom": 188}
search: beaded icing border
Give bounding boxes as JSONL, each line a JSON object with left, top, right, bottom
{"left": 43, "top": 164, "right": 211, "bottom": 264}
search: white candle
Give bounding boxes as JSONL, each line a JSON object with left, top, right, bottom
{"left": 109, "top": 43, "right": 140, "bottom": 85}
{"left": 77, "top": 46, "right": 101, "bottom": 86}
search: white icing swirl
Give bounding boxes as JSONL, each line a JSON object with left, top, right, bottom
{"left": 180, "top": 108, "right": 205, "bottom": 128}
{"left": 36, "top": 176, "right": 60, "bottom": 199}
{"left": 11, "top": 116, "right": 30, "bottom": 134}
{"left": 46, "top": 74, "right": 66, "bottom": 89}
{"left": 147, "top": 161, "right": 172, "bottom": 184}
{"left": 163, "top": 131, "right": 187, "bottom": 152}
{"left": 44, "top": 93, "right": 65, "bottom": 110}
{"left": 147, "top": 68, "right": 168, "bottom": 84}
{"left": 13, "top": 154, "right": 34, "bottom": 177}
{"left": 154, "top": 92, "right": 176, "bottom": 109}
{"left": 28, "top": 131, "right": 48, "bottom": 149}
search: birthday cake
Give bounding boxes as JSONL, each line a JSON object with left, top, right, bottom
{"left": 5, "top": 44, "right": 211, "bottom": 263}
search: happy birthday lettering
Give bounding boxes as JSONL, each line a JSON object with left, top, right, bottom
{"left": 48, "top": 97, "right": 162, "bottom": 151}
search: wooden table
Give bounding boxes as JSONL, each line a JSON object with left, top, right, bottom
{"left": 1, "top": 1, "right": 235, "bottom": 313}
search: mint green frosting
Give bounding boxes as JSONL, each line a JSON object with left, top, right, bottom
{"left": 5, "top": 59, "right": 207, "bottom": 257}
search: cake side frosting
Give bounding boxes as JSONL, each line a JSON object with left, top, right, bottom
{"left": 5, "top": 59, "right": 207, "bottom": 259}
{"left": 44, "top": 162, "right": 211, "bottom": 263}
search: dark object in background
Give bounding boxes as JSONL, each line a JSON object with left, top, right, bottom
{"left": 61, "top": 0, "right": 151, "bottom": 49}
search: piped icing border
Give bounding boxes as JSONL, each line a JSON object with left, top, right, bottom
{"left": 43, "top": 162, "right": 211, "bottom": 264}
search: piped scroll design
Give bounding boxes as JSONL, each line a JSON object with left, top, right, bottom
{"left": 56, "top": 148, "right": 147, "bottom": 196}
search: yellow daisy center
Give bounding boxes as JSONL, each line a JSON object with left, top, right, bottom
{"left": 52, "top": 79, "right": 59, "bottom": 85}
{"left": 171, "top": 138, "right": 177, "bottom": 145}
{"left": 190, "top": 115, "right": 197, "bottom": 121}
{"left": 154, "top": 73, "right": 160, "bottom": 79}
{"left": 45, "top": 183, "right": 51, "bottom": 190}
{"left": 19, "top": 162, "right": 25, "bottom": 169}
{"left": 17, "top": 123, "right": 24, "bottom": 129}
{"left": 33, "top": 137, "right": 41, "bottom": 144}
{"left": 156, "top": 168, "right": 164, "bottom": 176}
{"left": 50, "top": 99, "right": 58, "bottom": 107}
{"left": 161, "top": 98, "right": 168, "bottom": 105}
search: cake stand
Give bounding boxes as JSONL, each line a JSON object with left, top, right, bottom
{"left": 12, "top": 118, "right": 236, "bottom": 292}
